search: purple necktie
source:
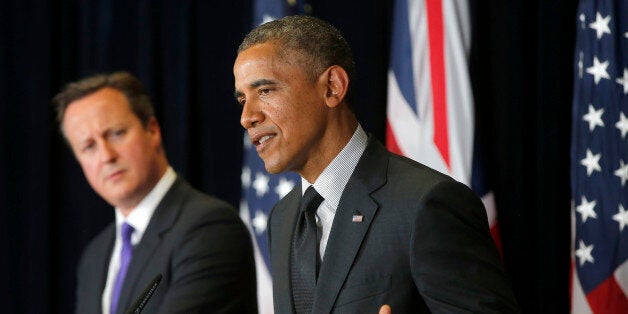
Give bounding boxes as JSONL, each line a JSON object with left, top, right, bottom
{"left": 110, "top": 222, "right": 134, "bottom": 314}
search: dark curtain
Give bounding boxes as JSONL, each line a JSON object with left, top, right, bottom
{"left": 0, "top": 0, "right": 576, "bottom": 313}
{"left": 471, "top": 1, "right": 576, "bottom": 312}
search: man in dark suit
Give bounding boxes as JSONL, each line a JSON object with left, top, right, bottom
{"left": 54, "top": 72, "right": 257, "bottom": 314}
{"left": 233, "top": 15, "right": 520, "bottom": 313}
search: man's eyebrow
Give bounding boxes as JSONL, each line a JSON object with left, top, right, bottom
{"left": 234, "top": 79, "right": 278, "bottom": 99}
{"left": 250, "top": 78, "right": 277, "bottom": 88}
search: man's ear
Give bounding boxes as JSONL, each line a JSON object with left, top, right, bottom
{"left": 321, "top": 65, "right": 349, "bottom": 108}
{"left": 146, "top": 116, "right": 163, "bottom": 147}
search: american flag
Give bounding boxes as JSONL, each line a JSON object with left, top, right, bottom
{"left": 239, "top": 1, "right": 309, "bottom": 313}
{"left": 570, "top": 0, "right": 628, "bottom": 313}
{"left": 385, "top": 0, "right": 501, "bottom": 248}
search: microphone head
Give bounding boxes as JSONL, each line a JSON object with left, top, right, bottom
{"left": 125, "top": 274, "right": 162, "bottom": 314}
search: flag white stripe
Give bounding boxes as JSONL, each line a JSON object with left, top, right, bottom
{"left": 443, "top": 0, "right": 474, "bottom": 184}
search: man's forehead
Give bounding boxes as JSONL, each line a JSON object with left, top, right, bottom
{"left": 234, "top": 52, "right": 280, "bottom": 84}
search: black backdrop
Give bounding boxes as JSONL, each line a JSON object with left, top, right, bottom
{"left": 0, "top": 0, "right": 577, "bottom": 313}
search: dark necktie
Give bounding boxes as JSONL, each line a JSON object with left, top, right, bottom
{"left": 291, "top": 186, "right": 324, "bottom": 314}
{"left": 111, "top": 222, "right": 134, "bottom": 314}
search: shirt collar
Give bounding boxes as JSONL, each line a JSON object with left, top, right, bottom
{"left": 115, "top": 166, "right": 177, "bottom": 243}
{"left": 302, "top": 124, "right": 368, "bottom": 210}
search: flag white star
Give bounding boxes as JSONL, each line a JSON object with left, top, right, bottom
{"left": 613, "top": 204, "right": 628, "bottom": 232}
{"left": 575, "top": 240, "right": 595, "bottom": 266}
{"left": 589, "top": 12, "right": 611, "bottom": 39}
{"left": 614, "top": 159, "right": 628, "bottom": 187}
{"left": 616, "top": 68, "right": 628, "bottom": 95}
{"left": 252, "top": 210, "right": 268, "bottom": 234}
{"left": 581, "top": 149, "right": 602, "bottom": 176}
{"left": 576, "top": 196, "right": 598, "bottom": 223}
{"left": 253, "top": 172, "right": 270, "bottom": 197}
{"left": 616, "top": 112, "right": 628, "bottom": 139}
{"left": 582, "top": 104, "right": 605, "bottom": 131}
{"left": 241, "top": 166, "right": 251, "bottom": 189}
{"left": 274, "top": 177, "right": 295, "bottom": 199}
{"left": 586, "top": 57, "right": 610, "bottom": 84}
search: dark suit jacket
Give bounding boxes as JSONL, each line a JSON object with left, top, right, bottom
{"left": 76, "top": 177, "right": 257, "bottom": 314}
{"left": 269, "top": 138, "right": 519, "bottom": 313}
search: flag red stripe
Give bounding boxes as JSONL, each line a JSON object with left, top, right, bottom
{"left": 425, "top": 0, "right": 450, "bottom": 168}
{"left": 489, "top": 224, "right": 503, "bottom": 259}
{"left": 385, "top": 120, "right": 404, "bottom": 156}
{"left": 586, "top": 275, "right": 628, "bottom": 313}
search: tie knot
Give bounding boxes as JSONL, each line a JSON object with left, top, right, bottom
{"left": 301, "top": 186, "right": 324, "bottom": 214}
{"left": 120, "top": 222, "right": 135, "bottom": 243}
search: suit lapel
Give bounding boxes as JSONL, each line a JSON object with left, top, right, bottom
{"left": 313, "top": 138, "right": 389, "bottom": 313}
{"left": 271, "top": 185, "right": 301, "bottom": 313}
{"left": 115, "top": 178, "right": 187, "bottom": 313}
{"left": 88, "top": 225, "right": 115, "bottom": 310}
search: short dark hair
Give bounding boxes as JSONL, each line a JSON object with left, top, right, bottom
{"left": 52, "top": 71, "right": 154, "bottom": 136}
{"left": 238, "top": 15, "right": 356, "bottom": 105}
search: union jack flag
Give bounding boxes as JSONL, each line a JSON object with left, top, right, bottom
{"left": 570, "top": 0, "right": 628, "bottom": 313}
{"left": 385, "top": 0, "right": 501, "bottom": 248}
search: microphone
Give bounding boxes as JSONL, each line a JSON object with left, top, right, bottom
{"left": 124, "top": 274, "right": 162, "bottom": 314}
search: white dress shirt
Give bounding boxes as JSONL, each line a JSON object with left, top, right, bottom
{"left": 301, "top": 125, "right": 368, "bottom": 260}
{"left": 101, "top": 167, "right": 176, "bottom": 314}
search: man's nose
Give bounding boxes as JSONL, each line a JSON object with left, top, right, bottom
{"left": 240, "top": 100, "right": 264, "bottom": 129}
{"left": 98, "top": 141, "right": 118, "bottom": 163}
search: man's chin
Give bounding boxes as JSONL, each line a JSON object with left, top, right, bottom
{"left": 102, "top": 189, "right": 137, "bottom": 208}
{"left": 264, "top": 166, "right": 283, "bottom": 175}
{"left": 262, "top": 160, "right": 287, "bottom": 175}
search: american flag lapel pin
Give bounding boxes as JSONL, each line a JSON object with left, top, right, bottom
{"left": 352, "top": 210, "right": 363, "bottom": 223}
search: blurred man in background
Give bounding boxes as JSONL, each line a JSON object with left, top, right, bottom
{"left": 54, "top": 71, "right": 257, "bottom": 314}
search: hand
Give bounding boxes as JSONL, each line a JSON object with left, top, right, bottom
{"left": 379, "top": 304, "right": 391, "bottom": 314}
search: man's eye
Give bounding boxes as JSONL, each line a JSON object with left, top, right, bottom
{"left": 112, "top": 129, "right": 126, "bottom": 137}
{"left": 259, "top": 88, "right": 271, "bottom": 95}
{"left": 82, "top": 143, "right": 95, "bottom": 153}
